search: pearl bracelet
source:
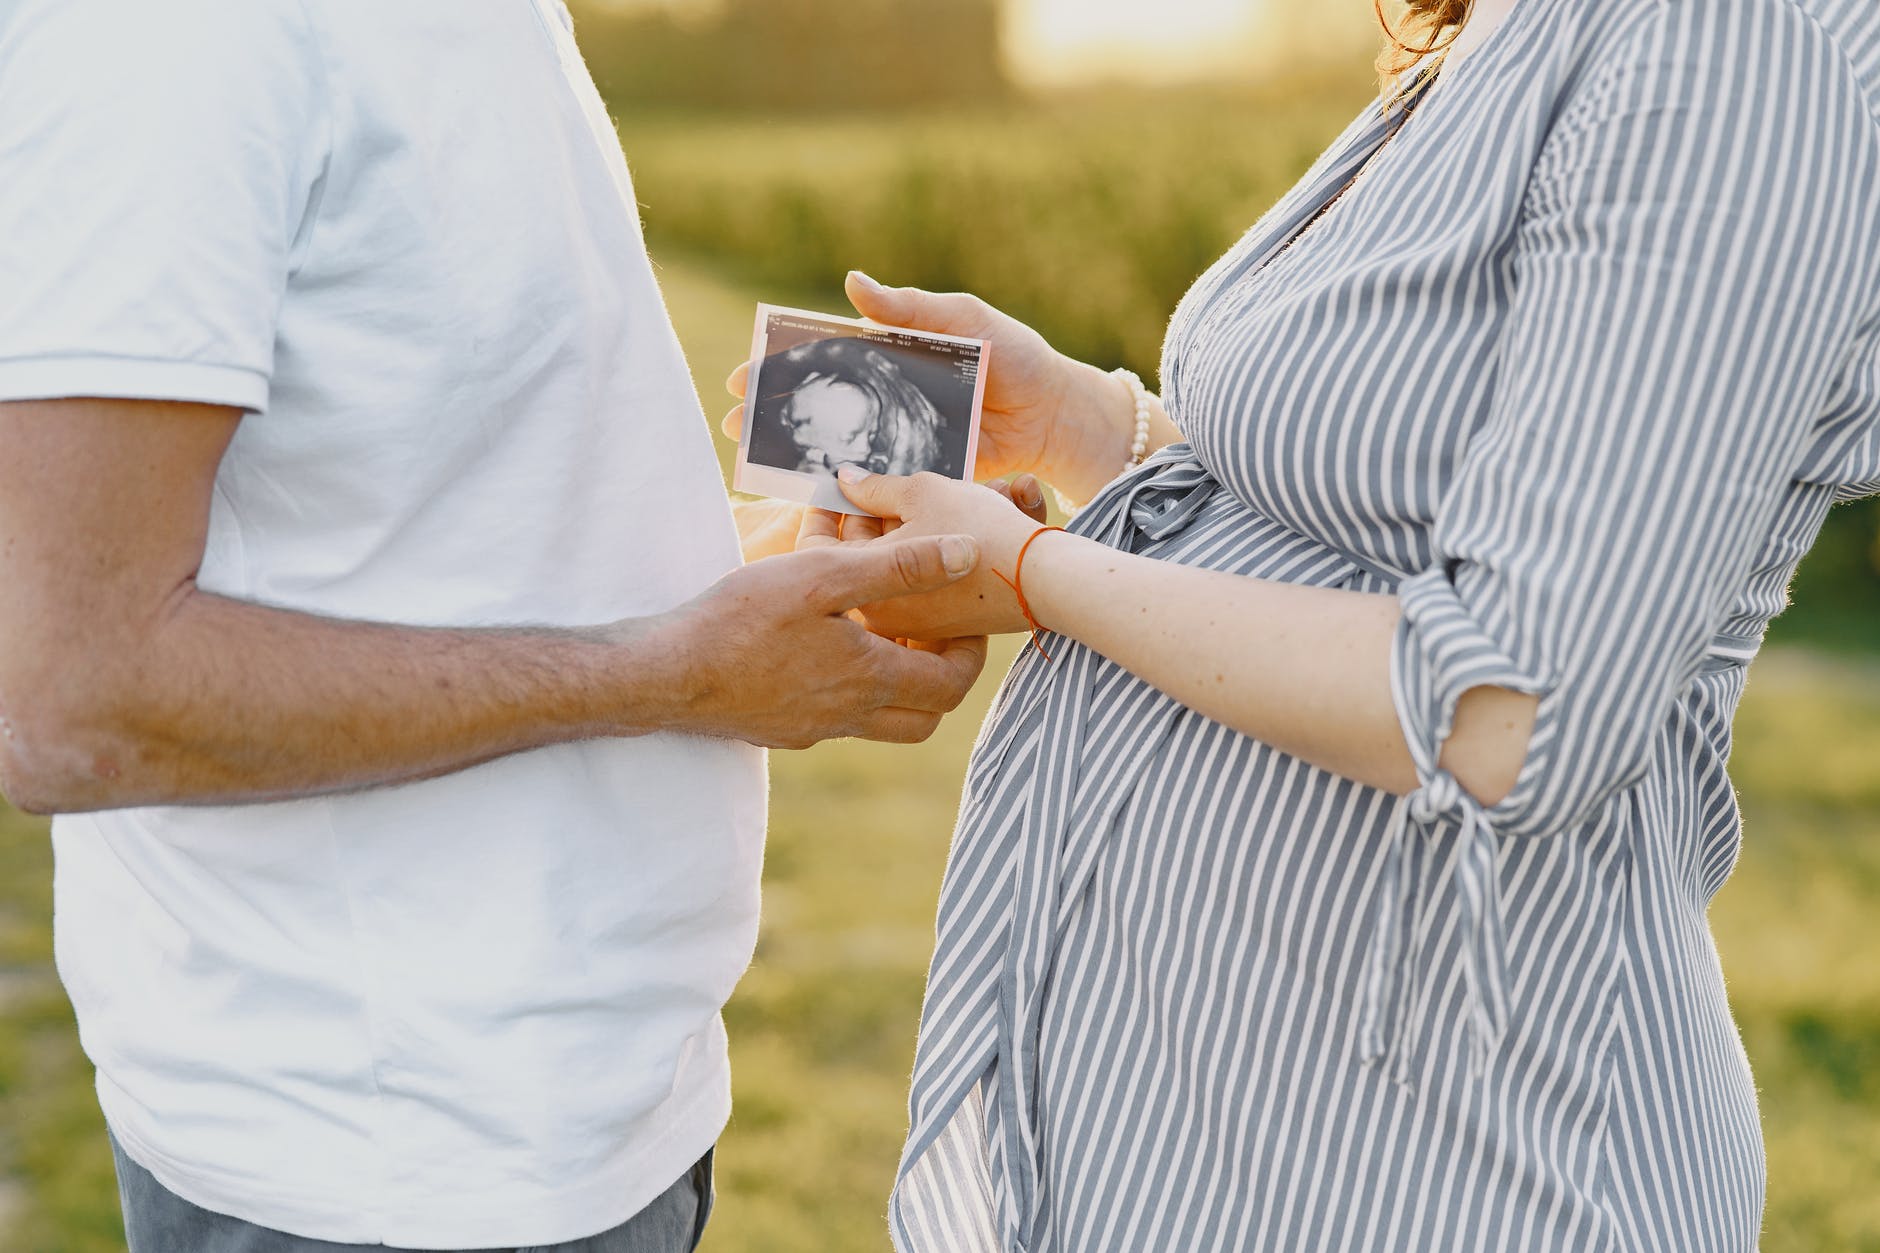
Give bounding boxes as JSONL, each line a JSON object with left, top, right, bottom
{"left": 1053, "top": 367, "right": 1155, "bottom": 518}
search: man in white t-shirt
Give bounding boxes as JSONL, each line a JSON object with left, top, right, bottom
{"left": 0, "top": 2, "right": 995, "bottom": 1250}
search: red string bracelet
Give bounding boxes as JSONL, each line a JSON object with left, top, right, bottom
{"left": 993, "top": 525, "right": 1066, "bottom": 661}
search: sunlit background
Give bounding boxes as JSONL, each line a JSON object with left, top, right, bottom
{"left": 0, "top": 3, "right": 1875, "bottom": 1251}
{"left": 585, "top": 0, "right": 1384, "bottom": 87}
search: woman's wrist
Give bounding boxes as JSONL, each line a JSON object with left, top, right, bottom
{"left": 983, "top": 508, "right": 1053, "bottom": 585}
{"left": 1036, "top": 360, "right": 1140, "bottom": 503}
{"left": 1008, "top": 527, "right": 1089, "bottom": 636}
{"left": 1037, "top": 362, "right": 1177, "bottom": 508}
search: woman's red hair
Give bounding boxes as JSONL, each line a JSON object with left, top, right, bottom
{"left": 1376, "top": 0, "right": 1474, "bottom": 99}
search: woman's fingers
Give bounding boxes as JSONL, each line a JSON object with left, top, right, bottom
{"left": 834, "top": 463, "right": 916, "bottom": 517}
{"left": 841, "top": 512, "right": 887, "bottom": 543}
{"left": 796, "top": 506, "right": 844, "bottom": 550}
{"left": 733, "top": 498, "right": 807, "bottom": 563}
{"left": 798, "top": 504, "right": 898, "bottom": 552}
{"left": 720, "top": 363, "right": 753, "bottom": 440}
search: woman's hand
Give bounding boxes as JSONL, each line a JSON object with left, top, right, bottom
{"left": 798, "top": 471, "right": 1050, "bottom": 641}
{"left": 722, "top": 274, "right": 1160, "bottom": 501}
{"left": 731, "top": 497, "right": 807, "bottom": 564}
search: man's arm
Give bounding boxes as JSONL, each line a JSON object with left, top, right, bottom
{"left": 0, "top": 398, "right": 986, "bottom": 815}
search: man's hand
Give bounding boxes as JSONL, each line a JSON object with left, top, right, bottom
{"left": 650, "top": 535, "right": 989, "bottom": 748}
{"left": 0, "top": 397, "right": 987, "bottom": 815}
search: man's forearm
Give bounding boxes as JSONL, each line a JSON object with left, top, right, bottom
{"left": 0, "top": 399, "right": 989, "bottom": 817}
{"left": 10, "top": 587, "right": 682, "bottom": 814}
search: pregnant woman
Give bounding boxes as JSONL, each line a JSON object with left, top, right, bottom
{"left": 730, "top": 0, "right": 1879, "bottom": 1247}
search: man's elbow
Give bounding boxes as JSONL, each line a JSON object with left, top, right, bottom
{"left": 0, "top": 737, "right": 84, "bottom": 818}
{"left": 0, "top": 679, "right": 141, "bottom": 816}
{"left": 1, "top": 772, "right": 71, "bottom": 817}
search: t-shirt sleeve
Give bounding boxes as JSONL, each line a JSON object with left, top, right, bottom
{"left": 0, "top": 0, "right": 327, "bottom": 413}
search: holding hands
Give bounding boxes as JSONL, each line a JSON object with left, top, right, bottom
{"left": 723, "top": 275, "right": 1180, "bottom": 644}
{"left": 664, "top": 533, "right": 991, "bottom": 747}
{"left": 800, "top": 469, "right": 1052, "bottom": 642}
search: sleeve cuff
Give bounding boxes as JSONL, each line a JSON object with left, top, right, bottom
{"left": 1390, "top": 562, "right": 1555, "bottom": 787}
{"left": 0, "top": 354, "right": 270, "bottom": 414}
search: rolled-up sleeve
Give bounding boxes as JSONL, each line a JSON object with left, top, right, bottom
{"left": 1390, "top": 3, "right": 1880, "bottom": 842}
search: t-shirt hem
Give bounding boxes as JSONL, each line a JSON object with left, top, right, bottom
{"left": 98, "top": 1050, "right": 731, "bottom": 1249}
{"left": 0, "top": 354, "right": 269, "bottom": 413}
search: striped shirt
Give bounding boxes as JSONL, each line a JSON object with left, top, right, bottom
{"left": 890, "top": 1, "right": 1880, "bottom": 1250}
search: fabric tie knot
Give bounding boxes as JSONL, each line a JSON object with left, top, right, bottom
{"left": 1359, "top": 769, "right": 1511, "bottom": 1094}
{"left": 1408, "top": 769, "right": 1465, "bottom": 824}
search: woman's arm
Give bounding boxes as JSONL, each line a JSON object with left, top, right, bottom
{"left": 834, "top": 2, "right": 1880, "bottom": 833}
{"left": 831, "top": 469, "right": 1533, "bottom": 806}
{"left": 1020, "top": 533, "right": 1536, "bottom": 802}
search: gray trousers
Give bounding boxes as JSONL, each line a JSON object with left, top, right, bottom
{"left": 110, "top": 1133, "right": 714, "bottom": 1253}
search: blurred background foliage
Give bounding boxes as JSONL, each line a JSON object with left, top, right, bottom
{"left": 576, "top": 0, "right": 1009, "bottom": 112}
{"left": 0, "top": 1, "right": 1874, "bottom": 1250}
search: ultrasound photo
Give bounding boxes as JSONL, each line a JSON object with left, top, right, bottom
{"left": 735, "top": 306, "right": 989, "bottom": 516}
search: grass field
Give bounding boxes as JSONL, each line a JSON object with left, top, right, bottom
{"left": 0, "top": 252, "right": 1874, "bottom": 1251}
{"left": 617, "top": 77, "right": 1376, "bottom": 382}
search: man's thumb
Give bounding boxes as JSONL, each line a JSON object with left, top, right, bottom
{"left": 812, "top": 535, "right": 979, "bottom": 612}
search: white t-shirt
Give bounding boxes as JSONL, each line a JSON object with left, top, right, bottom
{"left": 0, "top": 1, "right": 766, "bottom": 1246}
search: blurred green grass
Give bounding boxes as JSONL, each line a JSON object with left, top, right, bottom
{"left": 618, "top": 76, "right": 1375, "bottom": 383}
{"left": 0, "top": 252, "right": 1873, "bottom": 1252}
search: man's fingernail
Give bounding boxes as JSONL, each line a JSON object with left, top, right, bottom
{"left": 1021, "top": 478, "right": 1044, "bottom": 508}
{"left": 849, "top": 270, "right": 885, "bottom": 293}
{"left": 837, "top": 463, "right": 870, "bottom": 484}
{"left": 940, "top": 536, "right": 978, "bottom": 575}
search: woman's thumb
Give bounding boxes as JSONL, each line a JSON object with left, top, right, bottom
{"left": 846, "top": 271, "right": 915, "bottom": 325}
{"left": 847, "top": 272, "right": 999, "bottom": 342}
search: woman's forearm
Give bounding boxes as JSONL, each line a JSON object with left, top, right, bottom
{"left": 1021, "top": 531, "right": 1538, "bottom": 804}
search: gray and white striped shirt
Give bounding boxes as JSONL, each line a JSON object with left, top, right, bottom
{"left": 891, "top": 1, "right": 1880, "bottom": 1249}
